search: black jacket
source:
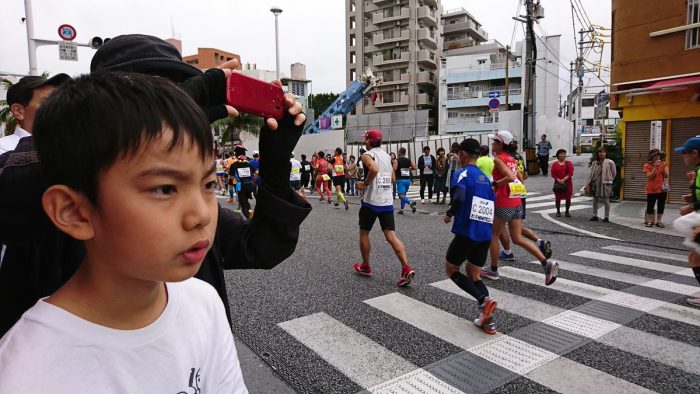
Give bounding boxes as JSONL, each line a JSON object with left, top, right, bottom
{"left": 417, "top": 154, "right": 437, "bottom": 176}
{"left": 0, "top": 137, "right": 311, "bottom": 336}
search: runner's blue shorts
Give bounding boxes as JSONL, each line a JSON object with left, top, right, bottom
{"left": 396, "top": 179, "right": 411, "bottom": 195}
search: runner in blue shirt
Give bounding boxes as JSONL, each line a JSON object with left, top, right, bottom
{"left": 443, "top": 138, "right": 498, "bottom": 334}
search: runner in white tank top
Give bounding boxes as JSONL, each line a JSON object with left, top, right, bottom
{"left": 354, "top": 129, "right": 416, "bottom": 287}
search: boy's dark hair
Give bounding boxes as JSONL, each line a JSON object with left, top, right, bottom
{"left": 318, "top": 150, "right": 325, "bottom": 158}
{"left": 423, "top": 146, "right": 430, "bottom": 151}
{"left": 301, "top": 154, "right": 307, "bottom": 160}
{"left": 33, "top": 72, "right": 213, "bottom": 204}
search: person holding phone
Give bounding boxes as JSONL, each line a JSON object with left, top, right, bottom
{"left": 643, "top": 148, "right": 669, "bottom": 227}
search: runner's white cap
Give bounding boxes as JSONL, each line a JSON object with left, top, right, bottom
{"left": 488, "top": 130, "right": 514, "bottom": 145}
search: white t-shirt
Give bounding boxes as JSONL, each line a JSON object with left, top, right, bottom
{"left": 422, "top": 155, "right": 433, "bottom": 175}
{"left": 361, "top": 148, "right": 394, "bottom": 208}
{"left": 0, "top": 127, "right": 31, "bottom": 155}
{"left": 0, "top": 278, "right": 247, "bottom": 394}
{"left": 290, "top": 158, "right": 302, "bottom": 181}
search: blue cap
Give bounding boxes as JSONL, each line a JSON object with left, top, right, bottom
{"left": 674, "top": 136, "right": 700, "bottom": 153}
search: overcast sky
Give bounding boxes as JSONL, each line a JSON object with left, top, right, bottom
{"left": 1, "top": 0, "right": 610, "bottom": 95}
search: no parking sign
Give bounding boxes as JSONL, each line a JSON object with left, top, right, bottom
{"left": 57, "top": 24, "right": 77, "bottom": 41}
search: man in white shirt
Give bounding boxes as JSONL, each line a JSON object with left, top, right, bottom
{"left": 0, "top": 74, "right": 70, "bottom": 154}
{"left": 290, "top": 152, "right": 304, "bottom": 197}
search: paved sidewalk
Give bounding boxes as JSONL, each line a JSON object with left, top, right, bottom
{"left": 609, "top": 200, "right": 684, "bottom": 237}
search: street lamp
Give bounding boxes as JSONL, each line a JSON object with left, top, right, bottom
{"left": 270, "top": 7, "right": 283, "bottom": 81}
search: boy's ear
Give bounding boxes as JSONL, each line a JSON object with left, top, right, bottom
{"left": 41, "top": 185, "right": 95, "bottom": 240}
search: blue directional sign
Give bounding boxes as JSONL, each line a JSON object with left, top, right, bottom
{"left": 488, "top": 91, "right": 501, "bottom": 98}
{"left": 488, "top": 98, "right": 500, "bottom": 110}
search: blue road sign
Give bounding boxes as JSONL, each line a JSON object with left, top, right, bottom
{"left": 488, "top": 91, "right": 501, "bottom": 98}
{"left": 488, "top": 98, "right": 500, "bottom": 110}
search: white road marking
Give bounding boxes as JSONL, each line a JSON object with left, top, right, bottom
{"left": 526, "top": 196, "right": 592, "bottom": 208}
{"left": 602, "top": 245, "right": 688, "bottom": 263}
{"left": 432, "top": 279, "right": 700, "bottom": 376}
{"left": 539, "top": 212, "right": 621, "bottom": 240}
{"left": 571, "top": 251, "right": 693, "bottom": 276}
{"left": 532, "top": 205, "right": 591, "bottom": 214}
{"left": 277, "top": 312, "right": 418, "bottom": 388}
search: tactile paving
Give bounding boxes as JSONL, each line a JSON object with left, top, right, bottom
{"left": 542, "top": 311, "right": 621, "bottom": 339}
{"left": 509, "top": 322, "right": 587, "bottom": 355}
{"left": 469, "top": 336, "right": 559, "bottom": 375}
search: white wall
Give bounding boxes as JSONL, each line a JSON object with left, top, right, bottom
{"left": 238, "top": 129, "right": 345, "bottom": 159}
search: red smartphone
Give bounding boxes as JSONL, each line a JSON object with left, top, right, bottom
{"left": 226, "top": 73, "right": 286, "bottom": 120}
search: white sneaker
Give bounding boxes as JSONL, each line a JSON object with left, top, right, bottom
{"left": 421, "top": 199, "right": 426, "bottom": 204}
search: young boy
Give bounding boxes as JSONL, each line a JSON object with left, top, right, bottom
{"left": 0, "top": 73, "right": 246, "bottom": 392}
{"left": 443, "top": 139, "right": 498, "bottom": 334}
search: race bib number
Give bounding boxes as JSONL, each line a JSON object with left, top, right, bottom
{"left": 400, "top": 168, "right": 411, "bottom": 177}
{"left": 237, "top": 167, "right": 251, "bottom": 178}
{"left": 508, "top": 180, "right": 527, "bottom": 198}
{"left": 470, "top": 196, "right": 494, "bottom": 224}
{"left": 376, "top": 176, "right": 392, "bottom": 190}
{"left": 304, "top": 165, "right": 311, "bottom": 171}
{"left": 291, "top": 168, "right": 300, "bottom": 174}
{"left": 335, "top": 164, "right": 344, "bottom": 173}
{"left": 321, "top": 174, "right": 331, "bottom": 181}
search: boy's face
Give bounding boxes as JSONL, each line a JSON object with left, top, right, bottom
{"left": 90, "top": 130, "right": 218, "bottom": 283}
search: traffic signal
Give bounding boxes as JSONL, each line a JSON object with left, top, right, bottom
{"left": 89, "top": 36, "right": 110, "bottom": 49}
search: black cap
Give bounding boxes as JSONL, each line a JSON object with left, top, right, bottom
{"left": 6, "top": 73, "right": 71, "bottom": 106}
{"left": 90, "top": 34, "right": 202, "bottom": 82}
{"left": 459, "top": 138, "right": 481, "bottom": 155}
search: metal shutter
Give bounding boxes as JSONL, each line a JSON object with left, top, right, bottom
{"left": 669, "top": 117, "right": 700, "bottom": 203}
{"left": 623, "top": 120, "right": 667, "bottom": 201}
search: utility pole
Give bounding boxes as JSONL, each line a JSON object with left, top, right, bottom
{"left": 514, "top": 0, "right": 542, "bottom": 149}
{"left": 568, "top": 61, "right": 574, "bottom": 121}
{"left": 505, "top": 45, "right": 510, "bottom": 109}
{"left": 576, "top": 29, "right": 594, "bottom": 156}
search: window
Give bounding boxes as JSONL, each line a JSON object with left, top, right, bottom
{"left": 350, "top": 1, "right": 355, "bottom": 12}
{"left": 350, "top": 34, "right": 356, "bottom": 46}
{"left": 350, "top": 16, "right": 356, "bottom": 29}
{"left": 687, "top": 0, "right": 700, "bottom": 49}
{"left": 350, "top": 51, "right": 356, "bottom": 64}
{"left": 350, "top": 69, "right": 356, "bottom": 81}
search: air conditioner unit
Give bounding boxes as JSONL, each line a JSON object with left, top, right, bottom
{"left": 395, "top": 21, "right": 401, "bottom": 26}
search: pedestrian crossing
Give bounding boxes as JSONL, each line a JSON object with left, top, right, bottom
{"left": 275, "top": 244, "right": 700, "bottom": 393}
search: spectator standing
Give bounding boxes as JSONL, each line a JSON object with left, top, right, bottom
{"left": 585, "top": 147, "right": 617, "bottom": 222}
{"left": 434, "top": 147, "right": 449, "bottom": 204}
{"left": 347, "top": 155, "right": 359, "bottom": 196}
{"left": 643, "top": 148, "right": 670, "bottom": 227}
{"left": 536, "top": 134, "right": 552, "bottom": 175}
{"left": 550, "top": 149, "right": 574, "bottom": 217}
{"left": 418, "top": 146, "right": 436, "bottom": 203}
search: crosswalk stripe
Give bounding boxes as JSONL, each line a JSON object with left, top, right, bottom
{"left": 532, "top": 205, "right": 591, "bottom": 214}
{"left": 364, "top": 293, "right": 650, "bottom": 393}
{"left": 432, "top": 279, "right": 700, "bottom": 376}
{"left": 521, "top": 194, "right": 556, "bottom": 202}
{"left": 571, "top": 251, "right": 692, "bottom": 276}
{"left": 526, "top": 196, "right": 592, "bottom": 209}
{"left": 277, "top": 312, "right": 421, "bottom": 389}
{"left": 497, "top": 266, "right": 700, "bottom": 327}
{"left": 524, "top": 259, "right": 699, "bottom": 295}
{"left": 602, "top": 245, "right": 688, "bottom": 263}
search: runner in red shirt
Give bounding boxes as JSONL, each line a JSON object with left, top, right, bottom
{"left": 315, "top": 150, "right": 332, "bottom": 202}
{"left": 481, "top": 130, "right": 559, "bottom": 286}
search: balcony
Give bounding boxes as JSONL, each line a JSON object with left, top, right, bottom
{"left": 416, "top": 93, "right": 435, "bottom": 107}
{"left": 373, "top": 51, "right": 410, "bottom": 66}
{"left": 373, "top": 29, "right": 410, "bottom": 46}
{"left": 374, "top": 93, "right": 409, "bottom": 108}
{"left": 442, "top": 20, "right": 488, "bottom": 42}
{"left": 417, "top": 6, "right": 438, "bottom": 28}
{"left": 417, "top": 49, "right": 438, "bottom": 68}
{"left": 373, "top": 7, "right": 410, "bottom": 25}
{"left": 373, "top": 0, "right": 393, "bottom": 4}
{"left": 416, "top": 71, "right": 437, "bottom": 86}
{"left": 381, "top": 73, "right": 409, "bottom": 86}
{"left": 445, "top": 64, "right": 522, "bottom": 84}
{"left": 422, "top": 0, "right": 437, "bottom": 7}
{"left": 444, "top": 87, "right": 523, "bottom": 108}
{"left": 417, "top": 28, "right": 438, "bottom": 49}
{"left": 443, "top": 37, "right": 476, "bottom": 50}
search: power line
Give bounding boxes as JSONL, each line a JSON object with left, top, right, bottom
{"left": 510, "top": 0, "right": 524, "bottom": 50}
{"left": 574, "top": 0, "right": 594, "bottom": 30}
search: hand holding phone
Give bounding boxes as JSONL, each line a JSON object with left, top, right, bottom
{"left": 226, "top": 73, "right": 285, "bottom": 120}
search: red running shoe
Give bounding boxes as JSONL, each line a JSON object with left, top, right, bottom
{"left": 396, "top": 265, "right": 415, "bottom": 287}
{"left": 353, "top": 263, "right": 372, "bottom": 276}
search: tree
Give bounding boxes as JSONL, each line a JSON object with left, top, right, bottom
{"left": 308, "top": 92, "right": 339, "bottom": 118}
{"left": 212, "top": 113, "right": 264, "bottom": 150}
{"left": 0, "top": 78, "right": 18, "bottom": 135}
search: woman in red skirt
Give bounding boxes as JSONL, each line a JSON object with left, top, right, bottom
{"left": 550, "top": 149, "right": 574, "bottom": 217}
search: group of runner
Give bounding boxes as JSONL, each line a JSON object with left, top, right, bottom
{"left": 347, "top": 129, "right": 558, "bottom": 335}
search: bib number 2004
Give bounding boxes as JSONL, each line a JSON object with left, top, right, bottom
{"left": 470, "top": 196, "right": 494, "bottom": 224}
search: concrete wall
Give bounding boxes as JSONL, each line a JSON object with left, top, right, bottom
{"left": 237, "top": 129, "right": 345, "bottom": 159}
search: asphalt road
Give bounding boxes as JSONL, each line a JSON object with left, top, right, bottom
{"left": 221, "top": 156, "right": 700, "bottom": 393}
